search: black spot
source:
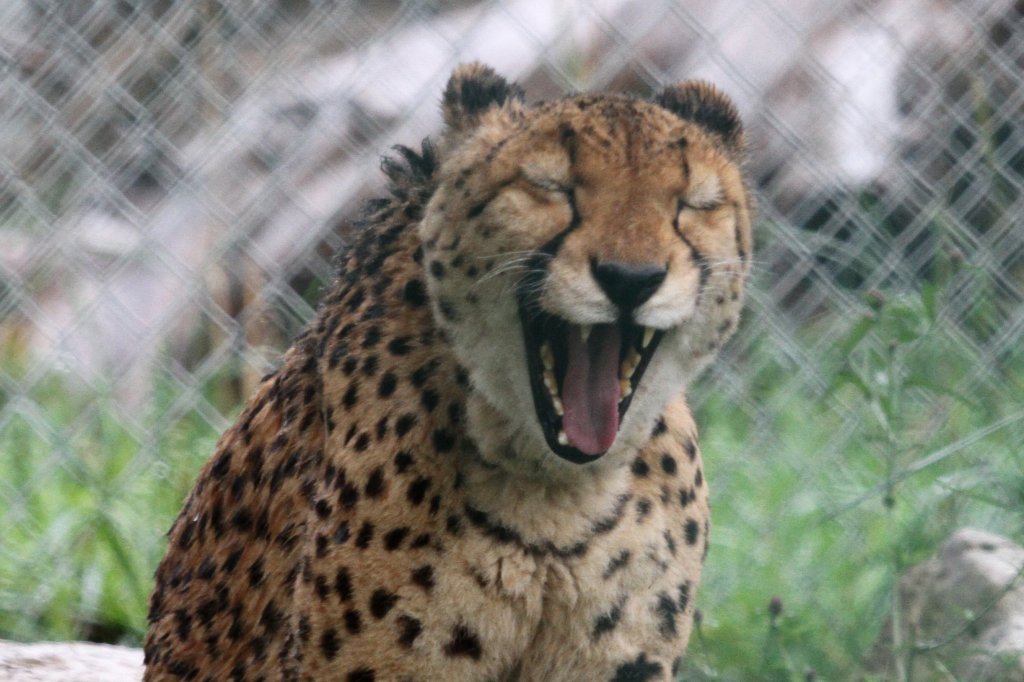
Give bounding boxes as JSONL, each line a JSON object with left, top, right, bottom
{"left": 339, "top": 482, "right": 360, "bottom": 509}
{"left": 347, "top": 667, "right": 375, "bottom": 682}
{"left": 684, "top": 439, "right": 697, "bottom": 461}
{"left": 685, "top": 518, "right": 700, "bottom": 545}
{"left": 258, "top": 601, "right": 282, "bottom": 635}
{"left": 411, "top": 565, "right": 435, "bottom": 591}
{"left": 195, "top": 598, "right": 218, "bottom": 628}
{"left": 678, "top": 581, "right": 691, "bottom": 612}
{"left": 395, "top": 413, "right": 418, "bottom": 437}
{"left": 362, "top": 326, "right": 382, "bottom": 349}
{"left": 592, "top": 601, "right": 623, "bottom": 638}
{"left": 664, "top": 530, "right": 677, "bottom": 556}
{"left": 387, "top": 336, "right": 413, "bottom": 356}
{"left": 611, "top": 653, "right": 663, "bottom": 682}
{"left": 411, "top": 533, "right": 432, "bottom": 548}
{"left": 433, "top": 428, "right": 456, "bottom": 453}
{"left": 403, "top": 279, "right": 427, "bottom": 307}
{"left": 210, "top": 451, "right": 231, "bottom": 479}
{"left": 196, "top": 557, "right": 216, "bottom": 581}
{"left": 344, "top": 424, "right": 359, "bottom": 446}
{"left": 370, "top": 589, "right": 399, "bottom": 619}
{"left": 343, "top": 383, "right": 359, "bottom": 409}
{"left": 315, "top": 498, "right": 332, "bottom": 519}
{"left": 603, "top": 549, "right": 631, "bottom": 579}
{"left": 397, "top": 615, "right": 422, "bottom": 648}
{"left": 443, "top": 623, "right": 482, "bottom": 660}
{"left": 173, "top": 608, "right": 191, "bottom": 641}
{"left": 394, "top": 450, "right": 414, "bottom": 473}
{"left": 247, "top": 557, "right": 265, "bottom": 587}
{"left": 655, "top": 591, "right": 678, "bottom": 638}
{"left": 407, "top": 476, "right": 431, "bottom": 505}
{"left": 660, "top": 454, "right": 677, "bottom": 475}
{"left": 222, "top": 546, "right": 243, "bottom": 573}
{"left": 420, "top": 388, "right": 440, "bottom": 412}
{"left": 230, "top": 507, "right": 254, "bottom": 533}
{"left": 320, "top": 628, "right": 340, "bottom": 660}
{"left": 411, "top": 360, "right": 438, "bottom": 387}
{"left": 342, "top": 356, "right": 359, "bottom": 376}
{"left": 679, "top": 487, "right": 694, "bottom": 508}
{"left": 430, "top": 260, "right": 446, "bottom": 278}
{"left": 631, "top": 457, "right": 650, "bottom": 477}
{"left": 315, "top": 574, "right": 331, "bottom": 600}
{"left": 335, "top": 567, "right": 353, "bottom": 601}
{"left": 652, "top": 417, "right": 668, "bottom": 437}
{"left": 356, "top": 521, "right": 375, "bottom": 548}
{"left": 334, "top": 521, "right": 351, "bottom": 545}
{"left": 636, "top": 498, "right": 652, "bottom": 521}
{"left": 361, "top": 354, "right": 378, "bottom": 376}
{"left": 343, "top": 608, "right": 362, "bottom": 634}
{"left": 694, "top": 468, "right": 703, "bottom": 487}
{"left": 383, "top": 527, "right": 410, "bottom": 550}
{"left": 439, "top": 300, "right": 459, "bottom": 322}
{"left": 365, "top": 467, "right": 386, "bottom": 498}
{"left": 378, "top": 372, "right": 398, "bottom": 398}
{"left": 446, "top": 514, "right": 463, "bottom": 535}
{"left": 466, "top": 201, "right": 488, "bottom": 219}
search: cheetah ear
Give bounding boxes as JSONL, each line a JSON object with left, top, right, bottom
{"left": 442, "top": 62, "right": 525, "bottom": 135}
{"left": 654, "top": 81, "right": 745, "bottom": 155}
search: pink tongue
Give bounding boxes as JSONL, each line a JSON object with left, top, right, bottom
{"left": 561, "top": 324, "right": 622, "bottom": 456}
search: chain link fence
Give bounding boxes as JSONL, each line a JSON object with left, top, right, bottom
{"left": 2, "top": 0, "right": 1023, "bottom": 675}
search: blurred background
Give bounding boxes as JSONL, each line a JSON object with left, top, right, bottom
{"left": 1, "top": 0, "right": 1023, "bottom": 678}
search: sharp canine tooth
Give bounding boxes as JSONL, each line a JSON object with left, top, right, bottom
{"left": 642, "top": 327, "right": 655, "bottom": 348}
{"left": 620, "top": 379, "right": 632, "bottom": 399}
{"left": 544, "top": 369, "right": 558, "bottom": 394}
{"left": 541, "top": 343, "right": 554, "bottom": 371}
{"left": 621, "top": 350, "right": 641, "bottom": 379}
{"left": 580, "top": 324, "right": 591, "bottom": 344}
{"left": 557, "top": 430, "right": 569, "bottom": 446}
{"left": 552, "top": 396, "right": 563, "bottom": 415}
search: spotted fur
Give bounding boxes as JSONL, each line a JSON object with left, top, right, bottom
{"left": 144, "top": 63, "right": 752, "bottom": 681}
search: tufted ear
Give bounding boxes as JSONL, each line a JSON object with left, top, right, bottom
{"left": 654, "top": 81, "right": 745, "bottom": 155}
{"left": 442, "top": 62, "right": 524, "bottom": 135}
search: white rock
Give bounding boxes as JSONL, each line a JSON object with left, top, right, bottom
{"left": 874, "top": 528, "right": 1024, "bottom": 680}
{"left": 0, "top": 640, "right": 143, "bottom": 682}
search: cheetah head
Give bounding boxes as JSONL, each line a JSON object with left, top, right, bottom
{"left": 420, "top": 64, "right": 752, "bottom": 470}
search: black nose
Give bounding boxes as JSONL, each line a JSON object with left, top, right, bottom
{"left": 591, "top": 260, "right": 668, "bottom": 312}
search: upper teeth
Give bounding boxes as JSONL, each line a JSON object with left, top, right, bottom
{"left": 621, "top": 349, "right": 641, "bottom": 380}
{"left": 642, "top": 327, "right": 655, "bottom": 348}
{"left": 541, "top": 343, "right": 554, "bottom": 371}
{"left": 579, "top": 324, "right": 592, "bottom": 344}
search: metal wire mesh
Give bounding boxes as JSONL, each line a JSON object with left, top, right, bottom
{"left": 2, "top": 0, "right": 1023, "bottom": 662}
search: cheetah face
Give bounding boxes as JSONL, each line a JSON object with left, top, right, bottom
{"left": 420, "top": 64, "right": 752, "bottom": 467}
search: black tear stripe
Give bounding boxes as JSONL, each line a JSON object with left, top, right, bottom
{"left": 673, "top": 216, "right": 711, "bottom": 299}
{"left": 559, "top": 122, "right": 577, "bottom": 165}
{"left": 732, "top": 202, "right": 747, "bottom": 265}
{"left": 514, "top": 189, "right": 583, "bottom": 312}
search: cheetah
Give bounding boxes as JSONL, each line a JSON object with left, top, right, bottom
{"left": 143, "top": 63, "right": 752, "bottom": 682}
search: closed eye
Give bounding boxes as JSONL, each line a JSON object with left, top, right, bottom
{"left": 677, "top": 197, "right": 721, "bottom": 213}
{"left": 523, "top": 174, "right": 573, "bottom": 196}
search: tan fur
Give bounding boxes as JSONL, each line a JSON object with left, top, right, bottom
{"left": 144, "top": 63, "right": 751, "bottom": 682}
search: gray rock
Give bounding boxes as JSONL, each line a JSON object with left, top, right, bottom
{"left": 872, "top": 528, "right": 1024, "bottom": 681}
{"left": 0, "top": 640, "right": 142, "bottom": 682}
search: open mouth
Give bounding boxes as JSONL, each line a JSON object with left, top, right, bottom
{"left": 518, "top": 296, "right": 665, "bottom": 464}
